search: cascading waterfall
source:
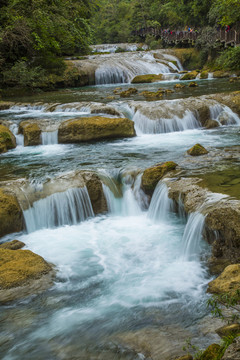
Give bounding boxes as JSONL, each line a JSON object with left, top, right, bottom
{"left": 181, "top": 212, "right": 206, "bottom": 261}
{"left": 9, "top": 123, "right": 24, "bottom": 146}
{"left": 41, "top": 130, "right": 58, "bottom": 145}
{"left": 133, "top": 110, "right": 200, "bottom": 134}
{"left": 210, "top": 104, "right": 240, "bottom": 125}
{"left": 148, "top": 182, "right": 173, "bottom": 221}
{"left": 23, "top": 187, "right": 94, "bottom": 233}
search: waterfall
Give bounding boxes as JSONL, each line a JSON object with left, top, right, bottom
{"left": 133, "top": 110, "right": 200, "bottom": 134}
{"left": 23, "top": 187, "right": 94, "bottom": 233}
{"left": 9, "top": 123, "right": 24, "bottom": 146}
{"left": 148, "top": 182, "right": 173, "bottom": 221}
{"left": 210, "top": 104, "right": 240, "bottom": 125}
{"left": 181, "top": 212, "right": 205, "bottom": 261}
{"left": 41, "top": 130, "right": 58, "bottom": 145}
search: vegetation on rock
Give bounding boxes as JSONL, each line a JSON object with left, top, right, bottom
{"left": 19, "top": 121, "right": 41, "bottom": 146}
{"left": 0, "top": 189, "right": 23, "bottom": 237}
{"left": 131, "top": 74, "right": 163, "bottom": 84}
{"left": 187, "top": 144, "right": 208, "bottom": 156}
{"left": 0, "top": 125, "right": 16, "bottom": 153}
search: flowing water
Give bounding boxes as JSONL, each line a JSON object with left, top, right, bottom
{"left": 0, "top": 48, "right": 240, "bottom": 359}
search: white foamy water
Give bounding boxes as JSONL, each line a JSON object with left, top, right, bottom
{"left": 41, "top": 130, "right": 58, "bottom": 145}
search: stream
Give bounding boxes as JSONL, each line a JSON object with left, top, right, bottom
{"left": 0, "top": 48, "right": 240, "bottom": 360}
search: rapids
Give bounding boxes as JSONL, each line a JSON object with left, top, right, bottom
{"left": 0, "top": 47, "right": 240, "bottom": 359}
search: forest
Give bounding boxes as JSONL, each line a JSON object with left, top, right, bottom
{"left": 0, "top": 0, "right": 240, "bottom": 89}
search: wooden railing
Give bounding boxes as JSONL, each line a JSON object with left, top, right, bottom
{"left": 132, "top": 27, "right": 240, "bottom": 47}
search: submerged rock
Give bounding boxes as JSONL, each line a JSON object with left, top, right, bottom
{"left": 119, "top": 88, "right": 138, "bottom": 97}
{"left": 19, "top": 121, "right": 41, "bottom": 146}
{"left": 0, "top": 240, "right": 25, "bottom": 250}
{"left": 140, "top": 90, "right": 164, "bottom": 100}
{"left": 58, "top": 116, "right": 136, "bottom": 143}
{"left": 131, "top": 74, "right": 163, "bottom": 83}
{"left": 205, "top": 120, "right": 219, "bottom": 129}
{"left": 174, "top": 83, "right": 186, "bottom": 89}
{"left": 187, "top": 144, "right": 208, "bottom": 156}
{"left": 0, "top": 189, "right": 23, "bottom": 237}
{"left": 180, "top": 71, "right": 199, "bottom": 80}
{"left": 0, "top": 125, "right": 16, "bottom": 153}
{"left": 188, "top": 81, "right": 198, "bottom": 87}
{"left": 207, "top": 264, "right": 240, "bottom": 295}
{"left": 0, "top": 248, "right": 54, "bottom": 302}
{"left": 141, "top": 161, "right": 177, "bottom": 195}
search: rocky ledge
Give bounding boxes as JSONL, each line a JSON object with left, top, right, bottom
{"left": 0, "top": 125, "right": 16, "bottom": 153}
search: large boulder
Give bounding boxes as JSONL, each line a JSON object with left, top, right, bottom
{"left": 131, "top": 74, "right": 163, "bottom": 84}
{"left": 216, "top": 324, "right": 240, "bottom": 338}
{"left": 187, "top": 144, "right": 208, "bottom": 156}
{"left": 207, "top": 264, "right": 240, "bottom": 295}
{"left": 199, "top": 344, "right": 221, "bottom": 360}
{"left": 205, "top": 120, "right": 219, "bottom": 129}
{"left": 0, "top": 102, "right": 14, "bottom": 110}
{"left": 180, "top": 71, "right": 199, "bottom": 80}
{"left": 19, "top": 121, "right": 41, "bottom": 146}
{"left": 58, "top": 116, "right": 136, "bottom": 143}
{"left": 0, "top": 189, "right": 23, "bottom": 237}
{"left": 141, "top": 161, "right": 177, "bottom": 195}
{"left": 0, "top": 248, "right": 54, "bottom": 302}
{"left": 0, "top": 125, "right": 16, "bottom": 153}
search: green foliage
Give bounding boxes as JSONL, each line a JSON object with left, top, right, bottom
{"left": 2, "top": 61, "right": 46, "bottom": 88}
{"left": 182, "top": 338, "right": 204, "bottom": 359}
{"left": 207, "top": 289, "right": 240, "bottom": 323}
{"left": 209, "top": 0, "right": 240, "bottom": 26}
{"left": 217, "top": 47, "right": 240, "bottom": 71}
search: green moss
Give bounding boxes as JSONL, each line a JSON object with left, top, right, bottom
{"left": 180, "top": 71, "right": 199, "bottom": 80}
{"left": 0, "top": 125, "right": 16, "bottom": 153}
{"left": 173, "top": 49, "right": 201, "bottom": 70}
{"left": 140, "top": 90, "right": 164, "bottom": 100}
{"left": 119, "top": 88, "right": 138, "bottom": 98}
{"left": 199, "top": 344, "right": 221, "bottom": 360}
{"left": 188, "top": 81, "right": 198, "bottom": 87}
{"left": 200, "top": 71, "right": 208, "bottom": 79}
{"left": 187, "top": 143, "right": 208, "bottom": 156}
{"left": 131, "top": 74, "right": 163, "bottom": 84}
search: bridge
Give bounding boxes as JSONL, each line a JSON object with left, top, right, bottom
{"left": 132, "top": 28, "right": 240, "bottom": 47}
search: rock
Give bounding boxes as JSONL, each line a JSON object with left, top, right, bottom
{"left": 119, "top": 88, "right": 138, "bottom": 97}
{"left": 208, "top": 264, "right": 240, "bottom": 295}
{"left": 0, "top": 189, "right": 23, "bottom": 237}
{"left": 0, "top": 102, "right": 14, "bottom": 110}
{"left": 188, "top": 81, "right": 198, "bottom": 87}
{"left": 200, "top": 71, "right": 208, "bottom": 79}
{"left": 174, "top": 83, "right": 186, "bottom": 89}
{"left": 176, "top": 356, "right": 193, "bottom": 360}
{"left": 131, "top": 74, "right": 163, "bottom": 83}
{"left": 58, "top": 116, "right": 136, "bottom": 143}
{"left": 0, "top": 125, "right": 16, "bottom": 153}
{"left": 210, "top": 92, "right": 240, "bottom": 117}
{"left": 216, "top": 324, "right": 240, "bottom": 338}
{"left": 229, "top": 77, "right": 239, "bottom": 83}
{"left": 106, "top": 96, "right": 115, "bottom": 100}
{"left": 222, "top": 336, "right": 240, "bottom": 360}
{"left": 205, "top": 120, "right": 219, "bottom": 129}
{"left": 141, "top": 161, "right": 177, "bottom": 195}
{"left": 82, "top": 173, "right": 108, "bottom": 215}
{"left": 0, "top": 240, "right": 25, "bottom": 250}
{"left": 165, "top": 89, "right": 174, "bottom": 94}
{"left": 19, "top": 121, "right": 41, "bottom": 146}
{"left": 213, "top": 71, "right": 230, "bottom": 79}
{"left": 140, "top": 90, "right": 164, "bottom": 100}
{"left": 180, "top": 71, "right": 199, "bottom": 80}
{"left": 113, "top": 87, "right": 122, "bottom": 94}
{"left": 0, "top": 248, "right": 54, "bottom": 302}
{"left": 187, "top": 144, "right": 208, "bottom": 156}
{"left": 199, "top": 344, "right": 221, "bottom": 360}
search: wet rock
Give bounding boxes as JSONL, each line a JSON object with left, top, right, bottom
{"left": 113, "top": 87, "right": 122, "bottom": 94}
{"left": 0, "top": 240, "right": 25, "bottom": 250}
{"left": 165, "top": 89, "right": 174, "bottom": 94}
{"left": 19, "top": 121, "right": 41, "bottom": 146}
{"left": 208, "top": 264, "right": 240, "bottom": 295}
{"left": 131, "top": 74, "right": 163, "bottom": 83}
{"left": 140, "top": 90, "right": 164, "bottom": 100}
{"left": 213, "top": 71, "right": 230, "bottom": 78}
{"left": 188, "top": 81, "right": 198, "bottom": 87}
{"left": 200, "top": 71, "right": 208, "bottom": 79}
{"left": 0, "top": 189, "right": 23, "bottom": 237}
{"left": 199, "top": 343, "right": 221, "bottom": 360}
{"left": 82, "top": 173, "right": 108, "bottom": 215}
{"left": 119, "top": 88, "right": 138, "bottom": 97}
{"left": 216, "top": 324, "right": 240, "bottom": 338}
{"left": 176, "top": 356, "right": 193, "bottom": 360}
{"left": 141, "top": 161, "right": 177, "bottom": 195}
{"left": 58, "top": 116, "right": 136, "bottom": 143}
{"left": 205, "top": 120, "right": 219, "bottom": 129}
{"left": 0, "top": 102, "right": 14, "bottom": 110}
{"left": 0, "top": 248, "right": 55, "bottom": 302}
{"left": 210, "top": 92, "right": 240, "bottom": 116}
{"left": 174, "top": 83, "right": 186, "bottom": 89}
{"left": 180, "top": 71, "right": 199, "bottom": 80}
{"left": 187, "top": 144, "right": 208, "bottom": 156}
{"left": 0, "top": 125, "right": 16, "bottom": 153}
{"left": 222, "top": 336, "right": 240, "bottom": 360}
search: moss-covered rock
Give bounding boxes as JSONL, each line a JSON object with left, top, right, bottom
{"left": 174, "top": 83, "right": 186, "bottom": 89}
{"left": 19, "top": 121, "right": 41, "bottom": 146}
{"left": 173, "top": 49, "right": 201, "bottom": 70}
{"left": 0, "top": 102, "right": 14, "bottom": 110}
{"left": 83, "top": 173, "right": 108, "bottom": 215}
{"left": 205, "top": 120, "right": 219, "bottom": 129}
{"left": 216, "top": 324, "right": 240, "bottom": 338}
{"left": 140, "top": 90, "right": 164, "bottom": 100}
{"left": 180, "top": 71, "right": 199, "bottom": 80}
{"left": 0, "top": 189, "right": 23, "bottom": 237}
{"left": 0, "top": 125, "right": 16, "bottom": 153}
{"left": 119, "top": 88, "right": 138, "bottom": 98}
{"left": 199, "top": 344, "right": 221, "bottom": 360}
{"left": 131, "top": 74, "right": 163, "bottom": 84}
{"left": 207, "top": 264, "right": 240, "bottom": 295}
{"left": 188, "top": 81, "right": 198, "bottom": 87}
{"left": 141, "top": 161, "right": 177, "bottom": 195}
{"left": 213, "top": 71, "right": 230, "bottom": 79}
{"left": 200, "top": 71, "right": 209, "bottom": 79}
{"left": 187, "top": 144, "right": 208, "bottom": 156}
{"left": 0, "top": 240, "right": 25, "bottom": 250}
{"left": 58, "top": 116, "right": 136, "bottom": 143}
{"left": 176, "top": 356, "right": 193, "bottom": 360}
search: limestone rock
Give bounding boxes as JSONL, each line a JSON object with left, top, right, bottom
{"left": 216, "top": 324, "right": 240, "bottom": 338}
{"left": 0, "top": 189, "right": 23, "bottom": 237}
{"left": 19, "top": 121, "right": 41, "bottom": 146}
{"left": 174, "top": 83, "right": 186, "bottom": 89}
{"left": 199, "top": 343, "right": 221, "bottom": 360}
{"left": 187, "top": 144, "right": 208, "bottom": 156}
{"left": 141, "top": 161, "right": 177, "bottom": 195}
{"left": 222, "top": 336, "right": 240, "bottom": 360}
{"left": 213, "top": 71, "right": 230, "bottom": 79}
{"left": 131, "top": 74, "right": 163, "bottom": 83}
{"left": 119, "top": 88, "right": 138, "bottom": 97}
{"left": 0, "top": 240, "right": 25, "bottom": 250}
{"left": 82, "top": 173, "right": 108, "bottom": 215}
{"left": 200, "top": 71, "right": 208, "bottom": 79}
{"left": 140, "top": 90, "right": 164, "bottom": 100}
{"left": 58, "top": 116, "right": 136, "bottom": 143}
{"left": 0, "top": 125, "right": 16, "bottom": 153}
{"left": 188, "top": 81, "right": 198, "bottom": 87}
{"left": 205, "top": 120, "right": 219, "bottom": 129}
{"left": 208, "top": 264, "right": 240, "bottom": 295}
{"left": 180, "top": 71, "right": 199, "bottom": 80}
{"left": 176, "top": 356, "right": 193, "bottom": 360}
{"left": 0, "top": 248, "right": 54, "bottom": 302}
{"left": 0, "top": 102, "right": 14, "bottom": 110}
